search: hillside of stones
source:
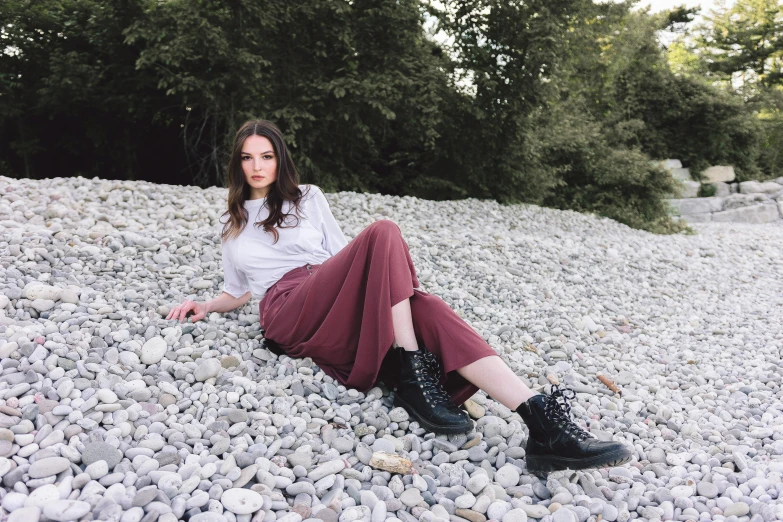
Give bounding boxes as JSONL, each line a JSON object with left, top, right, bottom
{"left": 1, "top": 175, "right": 782, "bottom": 522}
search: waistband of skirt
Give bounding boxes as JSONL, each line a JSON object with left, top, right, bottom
{"left": 271, "top": 263, "right": 320, "bottom": 287}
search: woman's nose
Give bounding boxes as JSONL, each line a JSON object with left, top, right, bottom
{"left": 254, "top": 158, "right": 263, "bottom": 171}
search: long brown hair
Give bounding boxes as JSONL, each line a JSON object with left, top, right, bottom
{"left": 220, "top": 120, "right": 312, "bottom": 244}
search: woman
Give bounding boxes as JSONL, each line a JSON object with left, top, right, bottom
{"left": 167, "top": 119, "right": 631, "bottom": 476}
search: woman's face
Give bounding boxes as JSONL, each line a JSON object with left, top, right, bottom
{"left": 241, "top": 135, "right": 278, "bottom": 199}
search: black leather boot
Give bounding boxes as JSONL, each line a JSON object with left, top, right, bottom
{"left": 516, "top": 385, "right": 632, "bottom": 477}
{"left": 394, "top": 346, "right": 473, "bottom": 434}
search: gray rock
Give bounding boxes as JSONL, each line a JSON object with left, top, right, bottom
{"left": 43, "top": 500, "right": 92, "bottom": 521}
{"left": 194, "top": 358, "right": 222, "bottom": 381}
{"left": 696, "top": 481, "right": 718, "bottom": 499}
{"left": 712, "top": 202, "right": 780, "bottom": 223}
{"left": 28, "top": 457, "right": 71, "bottom": 478}
{"left": 704, "top": 165, "right": 736, "bottom": 183}
{"left": 81, "top": 442, "right": 122, "bottom": 469}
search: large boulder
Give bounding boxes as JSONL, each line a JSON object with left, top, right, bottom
{"left": 723, "top": 193, "right": 771, "bottom": 210}
{"left": 739, "top": 180, "right": 783, "bottom": 195}
{"left": 702, "top": 166, "right": 736, "bottom": 183}
{"left": 711, "top": 182, "right": 730, "bottom": 197}
{"left": 671, "top": 167, "right": 692, "bottom": 181}
{"left": 679, "top": 213, "right": 713, "bottom": 223}
{"left": 668, "top": 197, "right": 724, "bottom": 215}
{"left": 711, "top": 202, "right": 780, "bottom": 223}
{"left": 661, "top": 159, "right": 682, "bottom": 169}
{"left": 656, "top": 159, "right": 691, "bottom": 181}
{"left": 676, "top": 180, "right": 700, "bottom": 198}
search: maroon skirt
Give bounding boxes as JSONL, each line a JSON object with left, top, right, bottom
{"left": 258, "top": 219, "right": 498, "bottom": 405}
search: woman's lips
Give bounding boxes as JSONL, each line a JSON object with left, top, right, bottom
{"left": 252, "top": 176, "right": 265, "bottom": 180}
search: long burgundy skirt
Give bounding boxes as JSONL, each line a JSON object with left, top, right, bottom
{"left": 258, "top": 219, "right": 498, "bottom": 405}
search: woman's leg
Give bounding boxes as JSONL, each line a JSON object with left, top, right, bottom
{"left": 391, "top": 298, "right": 420, "bottom": 352}
{"left": 393, "top": 296, "right": 535, "bottom": 406}
{"left": 456, "top": 355, "right": 536, "bottom": 409}
{"left": 404, "top": 290, "right": 632, "bottom": 475}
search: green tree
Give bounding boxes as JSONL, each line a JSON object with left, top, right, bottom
{"left": 126, "top": 0, "right": 450, "bottom": 190}
{"left": 553, "top": 2, "right": 763, "bottom": 180}
{"left": 426, "top": 0, "right": 576, "bottom": 204}
{"left": 0, "top": 0, "right": 180, "bottom": 181}
{"left": 668, "top": 0, "right": 783, "bottom": 178}
{"left": 699, "top": 0, "right": 783, "bottom": 89}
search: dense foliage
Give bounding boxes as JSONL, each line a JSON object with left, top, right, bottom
{"left": 2, "top": 0, "right": 781, "bottom": 233}
{"left": 669, "top": 0, "right": 783, "bottom": 180}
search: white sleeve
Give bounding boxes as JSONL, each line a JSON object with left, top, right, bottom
{"left": 311, "top": 186, "right": 348, "bottom": 256}
{"left": 221, "top": 241, "right": 250, "bottom": 298}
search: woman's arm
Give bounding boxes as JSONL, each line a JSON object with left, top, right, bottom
{"left": 312, "top": 186, "right": 348, "bottom": 256}
{"left": 206, "top": 291, "right": 251, "bottom": 313}
{"left": 167, "top": 291, "right": 251, "bottom": 322}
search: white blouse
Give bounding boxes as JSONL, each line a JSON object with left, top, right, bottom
{"left": 220, "top": 185, "right": 348, "bottom": 299}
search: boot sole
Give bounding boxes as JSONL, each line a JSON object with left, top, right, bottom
{"left": 394, "top": 395, "right": 473, "bottom": 435}
{"left": 526, "top": 449, "right": 633, "bottom": 478}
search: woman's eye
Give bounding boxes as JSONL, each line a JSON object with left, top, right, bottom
{"left": 263, "top": 155, "right": 273, "bottom": 160}
{"left": 241, "top": 156, "right": 251, "bottom": 161}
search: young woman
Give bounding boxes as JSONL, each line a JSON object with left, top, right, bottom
{"left": 167, "top": 119, "right": 632, "bottom": 476}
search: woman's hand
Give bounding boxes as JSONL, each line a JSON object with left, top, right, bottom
{"left": 165, "top": 292, "right": 251, "bottom": 322}
{"left": 167, "top": 300, "right": 208, "bottom": 323}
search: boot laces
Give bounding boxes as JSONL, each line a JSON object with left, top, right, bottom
{"left": 417, "top": 351, "right": 455, "bottom": 407}
{"left": 543, "top": 385, "right": 592, "bottom": 442}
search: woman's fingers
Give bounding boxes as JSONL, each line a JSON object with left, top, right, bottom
{"left": 167, "top": 301, "right": 196, "bottom": 322}
{"left": 178, "top": 302, "right": 195, "bottom": 322}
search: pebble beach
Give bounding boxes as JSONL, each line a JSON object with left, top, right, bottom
{"left": 1, "top": 175, "right": 782, "bottom": 522}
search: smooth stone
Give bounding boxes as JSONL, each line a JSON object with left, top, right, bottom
{"left": 28, "top": 457, "right": 71, "bottom": 478}
{"left": 501, "top": 508, "right": 528, "bottom": 522}
{"left": 96, "top": 388, "right": 118, "bottom": 403}
{"left": 724, "top": 502, "right": 750, "bottom": 517}
{"left": 400, "top": 488, "right": 423, "bottom": 508}
{"left": 671, "top": 485, "right": 694, "bottom": 498}
{"left": 697, "top": 481, "right": 718, "bottom": 499}
{"left": 308, "top": 460, "right": 346, "bottom": 481}
{"left": 141, "top": 337, "right": 168, "bottom": 365}
{"left": 315, "top": 508, "right": 339, "bottom": 522}
{"left": 195, "top": 359, "right": 222, "bottom": 381}
{"left": 454, "top": 508, "right": 487, "bottom": 522}
{"left": 288, "top": 453, "right": 313, "bottom": 469}
{"left": 520, "top": 504, "right": 551, "bottom": 518}
{"left": 25, "top": 484, "right": 60, "bottom": 508}
{"left": 338, "top": 506, "right": 370, "bottom": 522}
{"left": 331, "top": 437, "right": 354, "bottom": 454}
{"left": 82, "top": 442, "right": 123, "bottom": 468}
{"left": 190, "top": 514, "right": 229, "bottom": 522}
{"left": 221, "top": 488, "right": 264, "bottom": 514}
{"left": 552, "top": 509, "right": 576, "bottom": 522}
{"left": 86, "top": 460, "right": 109, "bottom": 479}
{"left": 42, "top": 500, "right": 91, "bottom": 521}
{"left": 8, "top": 506, "right": 41, "bottom": 522}
{"left": 647, "top": 448, "right": 666, "bottom": 464}
{"left": 494, "top": 465, "right": 520, "bottom": 488}
{"left": 487, "top": 501, "right": 512, "bottom": 521}
{"left": 467, "top": 474, "right": 490, "bottom": 494}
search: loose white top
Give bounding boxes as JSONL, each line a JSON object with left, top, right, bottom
{"left": 220, "top": 185, "right": 348, "bottom": 299}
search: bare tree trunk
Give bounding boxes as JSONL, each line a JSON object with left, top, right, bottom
{"left": 18, "top": 118, "right": 31, "bottom": 179}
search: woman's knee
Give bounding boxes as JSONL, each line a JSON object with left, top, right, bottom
{"left": 410, "top": 291, "right": 452, "bottom": 318}
{"left": 366, "top": 219, "right": 402, "bottom": 238}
